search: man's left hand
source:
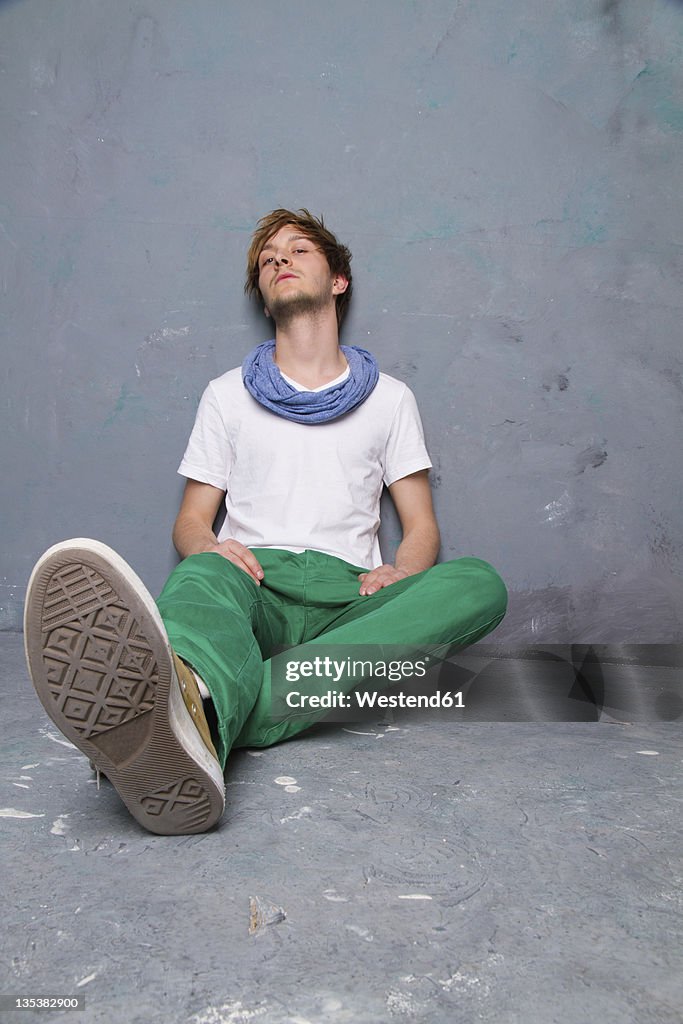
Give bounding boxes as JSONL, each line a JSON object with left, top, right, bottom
{"left": 358, "top": 564, "right": 409, "bottom": 596}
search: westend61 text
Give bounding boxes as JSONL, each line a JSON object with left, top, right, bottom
{"left": 285, "top": 690, "right": 465, "bottom": 709}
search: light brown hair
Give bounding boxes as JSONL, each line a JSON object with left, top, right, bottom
{"left": 245, "top": 208, "right": 353, "bottom": 327}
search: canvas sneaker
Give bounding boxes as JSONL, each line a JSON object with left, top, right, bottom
{"left": 24, "top": 539, "right": 225, "bottom": 835}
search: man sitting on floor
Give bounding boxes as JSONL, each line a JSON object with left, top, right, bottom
{"left": 24, "top": 208, "right": 507, "bottom": 834}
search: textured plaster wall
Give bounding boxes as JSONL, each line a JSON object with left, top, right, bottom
{"left": 1, "top": 0, "right": 682, "bottom": 639}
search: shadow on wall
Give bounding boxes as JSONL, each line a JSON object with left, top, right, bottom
{"left": 435, "top": 643, "right": 683, "bottom": 723}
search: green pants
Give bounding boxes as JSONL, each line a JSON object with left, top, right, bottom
{"left": 156, "top": 549, "right": 507, "bottom": 767}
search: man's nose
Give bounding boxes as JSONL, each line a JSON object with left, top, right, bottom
{"left": 274, "top": 253, "right": 290, "bottom": 266}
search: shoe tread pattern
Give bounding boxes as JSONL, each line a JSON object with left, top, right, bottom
{"left": 39, "top": 562, "right": 157, "bottom": 739}
{"left": 26, "top": 546, "right": 224, "bottom": 834}
{"left": 140, "top": 778, "right": 212, "bottom": 831}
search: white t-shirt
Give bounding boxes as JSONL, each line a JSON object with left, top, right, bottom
{"left": 178, "top": 367, "right": 432, "bottom": 569}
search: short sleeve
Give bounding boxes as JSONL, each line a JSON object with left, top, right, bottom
{"left": 177, "top": 383, "right": 232, "bottom": 490}
{"left": 383, "top": 385, "right": 433, "bottom": 487}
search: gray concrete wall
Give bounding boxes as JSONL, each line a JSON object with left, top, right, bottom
{"left": 2, "top": 0, "right": 682, "bottom": 640}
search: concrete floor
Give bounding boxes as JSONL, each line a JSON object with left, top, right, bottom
{"left": 1, "top": 631, "right": 682, "bottom": 1024}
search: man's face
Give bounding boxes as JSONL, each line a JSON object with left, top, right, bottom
{"left": 257, "top": 224, "right": 347, "bottom": 325}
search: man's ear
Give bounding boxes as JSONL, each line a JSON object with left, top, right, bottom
{"left": 263, "top": 305, "right": 272, "bottom": 318}
{"left": 332, "top": 275, "right": 349, "bottom": 295}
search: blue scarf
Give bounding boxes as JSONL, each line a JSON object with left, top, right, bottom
{"left": 242, "top": 340, "right": 380, "bottom": 424}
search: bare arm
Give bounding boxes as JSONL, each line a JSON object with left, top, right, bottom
{"left": 358, "top": 470, "right": 440, "bottom": 595}
{"left": 172, "top": 479, "right": 264, "bottom": 584}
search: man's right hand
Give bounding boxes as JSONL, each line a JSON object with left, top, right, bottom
{"left": 207, "top": 538, "right": 264, "bottom": 585}
{"left": 172, "top": 480, "right": 264, "bottom": 584}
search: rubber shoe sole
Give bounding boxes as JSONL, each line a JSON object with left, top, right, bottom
{"left": 24, "top": 539, "right": 225, "bottom": 835}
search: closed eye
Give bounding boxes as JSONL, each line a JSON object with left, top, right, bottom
{"left": 260, "top": 245, "right": 312, "bottom": 268}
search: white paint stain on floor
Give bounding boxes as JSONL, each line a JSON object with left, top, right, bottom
{"left": 0, "top": 807, "right": 45, "bottom": 819}
{"left": 322, "top": 889, "right": 349, "bottom": 903}
{"left": 272, "top": 775, "right": 301, "bottom": 793}
{"left": 39, "top": 725, "right": 76, "bottom": 750}
{"left": 280, "top": 806, "right": 312, "bottom": 824}
{"left": 189, "top": 1000, "right": 268, "bottom": 1024}
{"left": 75, "top": 971, "right": 98, "bottom": 988}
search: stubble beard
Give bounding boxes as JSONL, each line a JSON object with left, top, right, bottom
{"left": 267, "top": 283, "right": 332, "bottom": 328}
